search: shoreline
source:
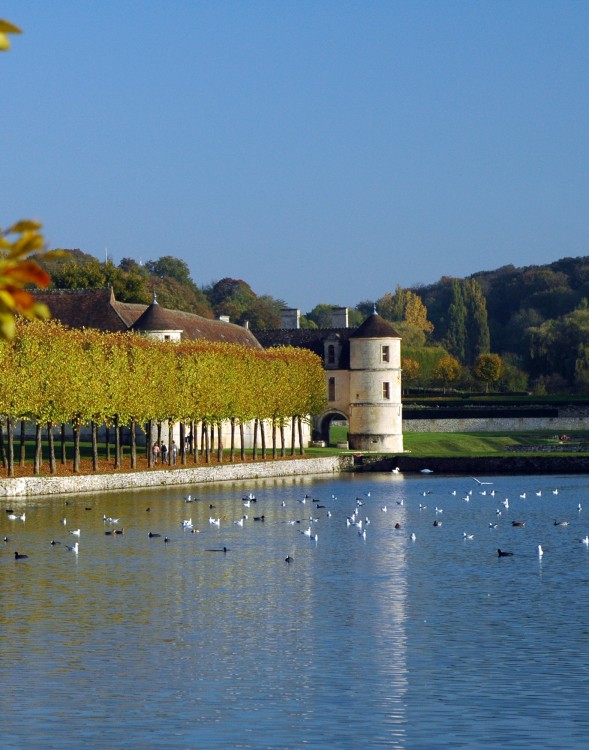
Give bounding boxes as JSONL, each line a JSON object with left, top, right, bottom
{"left": 2, "top": 452, "right": 589, "bottom": 499}
{"left": 0, "top": 455, "right": 350, "bottom": 499}
{"left": 357, "top": 454, "right": 589, "bottom": 475}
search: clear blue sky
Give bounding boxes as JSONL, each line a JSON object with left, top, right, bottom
{"left": 3, "top": 1, "right": 589, "bottom": 313}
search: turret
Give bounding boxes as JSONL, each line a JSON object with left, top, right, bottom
{"left": 347, "top": 311, "right": 403, "bottom": 452}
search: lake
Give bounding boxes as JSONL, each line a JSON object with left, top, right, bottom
{"left": 2, "top": 471, "right": 589, "bottom": 749}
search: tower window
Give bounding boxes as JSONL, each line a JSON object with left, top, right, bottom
{"left": 327, "top": 344, "right": 335, "bottom": 365}
{"left": 381, "top": 345, "right": 390, "bottom": 363}
{"left": 382, "top": 382, "right": 391, "bottom": 400}
{"left": 328, "top": 377, "right": 336, "bottom": 402}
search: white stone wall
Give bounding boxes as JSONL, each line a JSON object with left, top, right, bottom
{"left": 404, "top": 417, "right": 589, "bottom": 433}
{"left": 0, "top": 456, "right": 343, "bottom": 498}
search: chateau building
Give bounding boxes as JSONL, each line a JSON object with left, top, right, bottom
{"left": 254, "top": 308, "right": 403, "bottom": 452}
{"left": 33, "top": 289, "right": 403, "bottom": 452}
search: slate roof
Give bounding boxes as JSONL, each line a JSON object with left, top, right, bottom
{"left": 33, "top": 288, "right": 262, "bottom": 348}
{"left": 129, "top": 299, "right": 183, "bottom": 332}
{"left": 349, "top": 312, "right": 401, "bottom": 339}
{"left": 254, "top": 313, "right": 400, "bottom": 361}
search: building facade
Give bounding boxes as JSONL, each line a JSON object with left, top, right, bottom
{"left": 255, "top": 308, "right": 404, "bottom": 452}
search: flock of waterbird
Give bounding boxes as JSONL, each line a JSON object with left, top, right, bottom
{"left": 3, "top": 473, "right": 589, "bottom": 563}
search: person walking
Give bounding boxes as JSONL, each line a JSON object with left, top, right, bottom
{"left": 153, "top": 442, "right": 160, "bottom": 464}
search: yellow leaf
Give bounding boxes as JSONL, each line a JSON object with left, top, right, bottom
{"left": 0, "top": 312, "right": 15, "bottom": 339}
{"left": 0, "top": 32, "right": 11, "bottom": 51}
{"left": 7, "top": 220, "right": 43, "bottom": 234}
{"left": 0, "top": 20, "right": 22, "bottom": 34}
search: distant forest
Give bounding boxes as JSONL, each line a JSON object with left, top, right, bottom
{"left": 41, "top": 250, "right": 589, "bottom": 395}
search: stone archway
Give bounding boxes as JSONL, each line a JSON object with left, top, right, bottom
{"left": 315, "top": 410, "right": 349, "bottom": 446}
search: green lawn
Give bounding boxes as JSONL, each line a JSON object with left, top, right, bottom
{"left": 306, "top": 430, "right": 589, "bottom": 458}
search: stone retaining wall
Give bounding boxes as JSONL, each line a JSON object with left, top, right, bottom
{"left": 0, "top": 456, "right": 351, "bottom": 499}
{"left": 403, "top": 416, "right": 589, "bottom": 433}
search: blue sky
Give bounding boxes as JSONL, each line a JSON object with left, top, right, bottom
{"left": 3, "top": 1, "right": 589, "bottom": 313}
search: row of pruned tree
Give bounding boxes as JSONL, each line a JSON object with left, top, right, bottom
{"left": 0, "top": 320, "right": 326, "bottom": 476}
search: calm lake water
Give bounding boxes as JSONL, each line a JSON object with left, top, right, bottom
{"left": 2, "top": 471, "right": 589, "bottom": 749}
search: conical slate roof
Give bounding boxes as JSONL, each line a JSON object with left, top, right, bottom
{"left": 348, "top": 312, "right": 401, "bottom": 339}
{"left": 130, "top": 297, "right": 182, "bottom": 333}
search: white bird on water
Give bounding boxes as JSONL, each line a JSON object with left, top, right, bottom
{"left": 66, "top": 541, "right": 79, "bottom": 554}
{"left": 70, "top": 528, "right": 81, "bottom": 537}
{"left": 538, "top": 544, "right": 544, "bottom": 557}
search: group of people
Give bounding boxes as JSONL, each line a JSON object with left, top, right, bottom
{"left": 152, "top": 440, "right": 178, "bottom": 465}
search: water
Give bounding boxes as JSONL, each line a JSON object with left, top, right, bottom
{"left": 2, "top": 472, "right": 589, "bottom": 749}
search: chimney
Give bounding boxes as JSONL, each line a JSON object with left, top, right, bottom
{"left": 331, "top": 307, "right": 349, "bottom": 328}
{"left": 280, "top": 308, "right": 300, "bottom": 329}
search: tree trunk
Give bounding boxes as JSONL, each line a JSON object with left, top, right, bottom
{"left": 168, "top": 422, "right": 174, "bottom": 465}
{"left": 146, "top": 419, "right": 153, "bottom": 468}
{"left": 298, "top": 416, "right": 305, "bottom": 455}
{"left": 252, "top": 419, "right": 258, "bottom": 460}
{"left": 92, "top": 421, "right": 99, "bottom": 471}
{"left": 19, "top": 420, "right": 26, "bottom": 467}
{"left": 105, "top": 424, "right": 110, "bottom": 462}
{"left": 34, "top": 422, "right": 42, "bottom": 474}
{"left": 119, "top": 424, "right": 124, "bottom": 465}
{"left": 61, "top": 423, "right": 67, "bottom": 465}
{"left": 192, "top": 420, "right": 198, "bottom": 464}
{"left": 204, "top": 422, "right": 210, "bottom": 463}
{"left": 47, "top": 422, "right": 56, "bottom": 475}
{"left": 280, "top": 422, "right": 286, "bottom": 458}
{"left": 130, "top": 418, "right": 137, "bottom": 469}
{"left": 217, "top": 423, "right": 223, "bottom": 463}
{"left": 260, "top": 420, "right": 267, "bottom": 459}
{"left": 180, "top": 422, "right": 186, "bottom": 465}
{"left": 272, "top": 420, "right": 277, "bottom": 460}
{"left": 290, "top": 417, "right": 296, "bottom": 456}
{"left": 114, "top": 415, "right": 121, "bottom": 469}
{"left": 7, "top": 417, "right": 15, "bottom": 478}
{"left": 240, "top": 422, "right": 245, "bottom": 461}
{"left": 73, "top": 423, "right": 81, "bottom": 473}
{"left": 0, "top": 419, "right": 6, "bottom": 469}
{"left": 230, "top": 418, "right": 235, "bottom": 462}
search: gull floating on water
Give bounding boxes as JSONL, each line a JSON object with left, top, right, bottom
{"left": 537, "top": 544, "right": 544, "bottom": 557}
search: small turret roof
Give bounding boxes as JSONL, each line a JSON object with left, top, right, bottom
{"left": 348, "top": 312, "right": 401, "bottom": 339}
{"left": 130, "top": 298, "right": 183, "bottom": 333}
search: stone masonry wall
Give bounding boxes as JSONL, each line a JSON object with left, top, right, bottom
{"left": 0, "top": 456, "right": 350, "bottom": 499}
{"left": 403, "top": 416, "right": 589, "bottom": 433}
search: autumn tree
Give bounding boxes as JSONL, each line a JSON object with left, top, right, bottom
{"left": 433, "top": 355, "right": 462, "bottom": 394}
{"left": 473, "top": 353, "right": 505, "bottom": 393}
{"left": 401, "top": 357, "right": 420, "bottom": 393}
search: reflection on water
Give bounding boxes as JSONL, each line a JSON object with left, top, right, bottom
{"left": 2, "top": 473, "right": 589, "bottom": 748}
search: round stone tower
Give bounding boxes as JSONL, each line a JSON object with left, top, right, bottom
{"left": 348, "top": 311, "right": 403, "bottom": 452}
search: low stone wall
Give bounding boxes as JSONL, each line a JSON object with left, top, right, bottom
{"left": 403, "top": 416, "right": 589, "bottom": 433}
{"left": 0, "top": 456, "right": 352, "bottom": 499}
